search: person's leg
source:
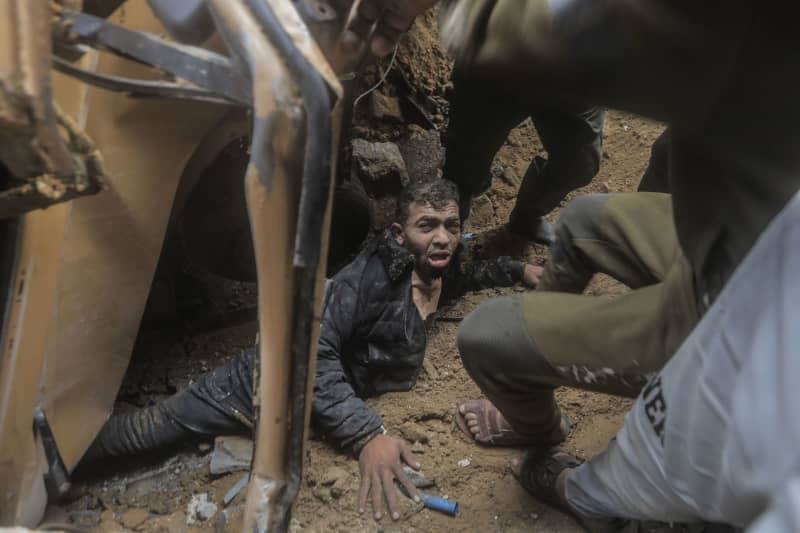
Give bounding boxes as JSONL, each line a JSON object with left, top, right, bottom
{"left": 563, "top": 190, "right": 800, "bottom": 526}
{"left": 458, "top": 193, "right": 698, "bottom": 439}
{"left": 538, "top": 192, "right": 677, "bottom": 292}
{"left": 443, "top": 70, "right": 528, "bottom": 221}
{"left": 81, "top": 346, "right": 255, "bottom": 463}
{"left": 637, "top": 128, "right": 671, "bottom": 193}
{"left": 508, "top": 106, "right": 605, "bottom": 242}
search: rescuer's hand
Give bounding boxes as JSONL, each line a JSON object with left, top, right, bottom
{"left": 342, "top": 0, "right": 440, "bottom": 57}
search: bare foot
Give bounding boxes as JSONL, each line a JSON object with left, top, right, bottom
{"left": 455, "top": 399, "right": 569, "bottom": 447}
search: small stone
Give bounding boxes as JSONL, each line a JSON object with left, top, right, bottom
{"left": 468, "top": 194, "right": 495, "bottom": 228}
{"left": 121, "top": 508, "right": 150, "bottom": 530}
{"left": 399, "top": 127, "right": 445, "bottom": 182}
{"left": 312, "top": 486, "right": 332, "bottom": 504}
{"left": 501, "top": 167, "right": 520, "bottom": 186}
{"left": 321, "top": 466, "right": 349, "bottom": 487}
{"left": 411, "top": 441, "right": 425, "bottom": 454}
{"left": 198, "top": 442, "right": 212, "bottom": 453}
{"left": 351, "top": 139, "right": 409, "bottom": 196}
{"left": 186, "top": 493, "right": 217, "bottom": 525}
{"left": 100, "top": 510, "right": 115, "bottom": 523}
{"left": 369, "top": 91, "right": 404, "bottom": 122}
{"left": 422, "top": 358, "right": 439, "bottom": 381}
{"left": 148, "top": 510, "right": 188, "bottom": 533}
{"left": 397, "top": 422, "right": 430, "bottom": 444}
{"left": 457, "top": 458, "right": 471, "bottom": 468}
{"left": 197, "top": 501, "right": 217, "bottom": 521}
{"left": 69, "top": 510, "right": 101, "bottom": 529}
{"left": 402, "top": 467, "right": 435, "bottom": 489}
{"left": 210, "top": 436, "right": 253, "bottom": 475}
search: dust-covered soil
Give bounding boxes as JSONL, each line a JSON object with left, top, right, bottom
{"left": 55, "top": 14, "right": 691, "bottom": 533}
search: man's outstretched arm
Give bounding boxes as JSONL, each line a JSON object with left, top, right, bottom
{"left": 313, "top": 278, "right": 421, "bottom": 520}
{"left": 445, "top": 254, "right": 541, "bottom": 299}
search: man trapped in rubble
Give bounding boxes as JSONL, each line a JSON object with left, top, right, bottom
{"left": 81, "top": 179, "right": 541, "bottom": 521}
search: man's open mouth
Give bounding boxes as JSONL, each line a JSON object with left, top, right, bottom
{"left": 427, "top": 251, "right": 451, "bottom": 268}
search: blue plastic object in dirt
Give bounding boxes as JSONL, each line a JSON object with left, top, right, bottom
{"left": 421, "top": 493, "right": 459, "bottom": 516}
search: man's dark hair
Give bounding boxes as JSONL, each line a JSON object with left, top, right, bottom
{"left": 396, "top": 179, "right": 460, "bottom": 224}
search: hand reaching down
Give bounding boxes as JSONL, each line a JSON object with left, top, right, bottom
{"left": 342, "top": 0, "right": 440, "bottom": 57}
{"left": 358, "top": 434, "right": 422, "bottom": 520}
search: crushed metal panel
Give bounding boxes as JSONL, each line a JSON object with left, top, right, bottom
{"left": 0, "top": 0, "right": 74, "bottom": 183}
{"left": 0, "top": 0, "right": 230, "bottom": 526}
{"left": 0, "top": 0, "right": 108, "bottom": 219}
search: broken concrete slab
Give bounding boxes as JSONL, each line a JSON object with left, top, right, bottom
{"left": 210, "top": 435, "right": 252, "bottom": 476}
{"left": 351, "top": 139, "right": 409, "bottom": 196}
{"left": 399, "top": 126, "right": 444, "bottom": 183}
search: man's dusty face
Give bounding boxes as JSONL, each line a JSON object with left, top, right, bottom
{"left": 393, "top": 200, "right": 461, "bottom": 279}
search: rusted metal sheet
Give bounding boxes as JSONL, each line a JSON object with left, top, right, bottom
{"left": 1, "top": 0, "right": 347, "bottom": 529}
{"left": 0, "top": 0, "right": 82, "bottom": 215}
{"left": 0, "top": 0, "right": 228, "bottom": 525}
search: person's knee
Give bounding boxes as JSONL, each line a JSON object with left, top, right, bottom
{"left": 457, "top": 296, "right": 530, "bottom": 382}
{"left": 556, "top": 193, "right": 611, "bottom": 240}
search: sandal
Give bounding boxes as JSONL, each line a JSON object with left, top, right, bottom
{"left": 454, "top": 399, "right": 571, "bottom": 447}
{"left": 517, "top": 449, "right": 643, "bottom": 533}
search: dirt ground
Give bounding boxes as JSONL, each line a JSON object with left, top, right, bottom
{"left": 55, "top": 14, "right": 685, "bottom": 533}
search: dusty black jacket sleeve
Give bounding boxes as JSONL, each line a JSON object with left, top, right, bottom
{"left": 443, "top": 252, "right": 525, "bottom": 302}
{"left": 312, "top": 278, "right": 383, "bottom": 456}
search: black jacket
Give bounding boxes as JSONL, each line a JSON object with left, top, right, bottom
{"left": 312, "top": 232, "right": 525, "bottom": 455}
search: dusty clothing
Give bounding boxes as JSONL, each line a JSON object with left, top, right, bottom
{"left": 81, "top": 347, "right": 256, "bottom": 465}
{"left": 83, "top": 233, "right": 526, "bottom": 462}
{"left": 443, "top": 69, "right": 604, "bottom": 225}
{"left": 458, "top": 193, "right": 699, "bottom": 439}
{"left": 441, "top": 0, "right": 800, "bottom": 300}
{"left": 314, "top": 231, "right": 525, "bottom": 454}
{"left": 567, "top": 191, "right": 800, "bottom": 530}
{"left": 637, "top": 129, "right": 671, "bottom": 194}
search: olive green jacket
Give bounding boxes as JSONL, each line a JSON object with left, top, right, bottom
{"left": 442, "top": 0, "right": 800, "bottom": 298}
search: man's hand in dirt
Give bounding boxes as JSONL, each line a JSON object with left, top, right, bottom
{"left": 342, "top": 0, "right": 440, "bottom": 57}
{"left": 522, "top": 264, "right": 544, "bottom": 288}
{"left": 358, "top": 434, "right": 421, "bottom": 520}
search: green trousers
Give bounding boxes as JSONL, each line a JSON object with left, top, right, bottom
{"left": 458, "top": 193, "right": 700, "bottom": 438}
